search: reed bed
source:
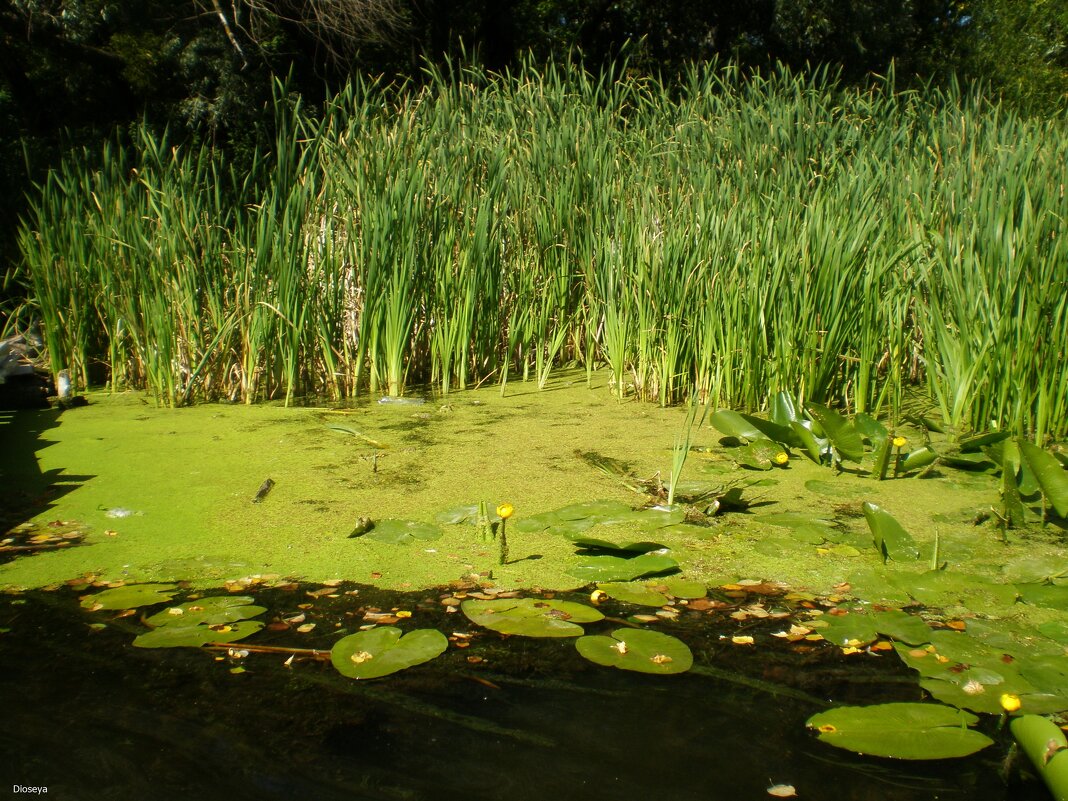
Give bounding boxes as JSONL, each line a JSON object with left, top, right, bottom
{"left": 16, "top": 61, "right": 1068, "bottom": 439}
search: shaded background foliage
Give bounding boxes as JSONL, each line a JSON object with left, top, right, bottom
{"left": 1, "top": 0, "right": 1065, "bottom": 324}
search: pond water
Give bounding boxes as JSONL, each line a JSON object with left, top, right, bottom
{"left": 0, "top": 583, "right": 1046, "bottom": 801}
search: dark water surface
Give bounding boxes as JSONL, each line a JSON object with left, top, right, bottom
{"left": 0, "top": 584, "right": 1047, "bottom": 801}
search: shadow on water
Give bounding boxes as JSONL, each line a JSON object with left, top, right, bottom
{"left": 0, "top": 583, "right": 1048, "bottom": 801}
{"left": 0, "top": 408, "right": 95, "bottom": 555}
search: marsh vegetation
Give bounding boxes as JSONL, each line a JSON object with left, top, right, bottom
{"left": 16, "top": 61, "right": 1068, "bottom": 442}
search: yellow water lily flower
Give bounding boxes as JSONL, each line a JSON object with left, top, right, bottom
{"left": 496, "top": 503, "right": 514, "bottom": 520}
{"left": 892, "top": 435, "right": 907, "bottom": 448}
{"left": 1000, "top": 693, "right": 1022, "bottom": 713}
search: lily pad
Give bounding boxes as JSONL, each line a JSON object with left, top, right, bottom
{"left": 806, "top": 404, "right": 864, "bottom": 463}
{"left": 709, "top": 410, "right": 793, "bottom": 446}
{"left": 565, "top": 534, "right": 667, "bottom": 553}
{"left": 1016, "top": 584, "right": 1068, "bottom": 610}
{"left": 331, "top": 627, "right": 448, "bottom": 679}
{"left": 735, "top": 440, "right": 787, "bottom": 470}
{"left": 555, "top": 499, "right": 633, "bottom": 521}
{"left": 790, "top": 420, "right": 826, "bottom": 463}
{"left": 514, "top": 512, "right": 557, "bottom": 533}
{"left": 804, "top": 479, "right": 861, "bottom": 498}
{"left": 567, "top": 552, "right": 680, "bottom": 582}
{"left": 461, "top": 598, "right": 604, "bottom": 637}
{"left": 434, "top": 504, "right": 480, "bottom": 524}
{"left": 862, "top": 502, "right": 920, "bottom": 561}
{"left": 806, "top": 703, "right": 993, "bottom": 759}
{"left": 597, "top": 507, "right": 687, "bottom": 529}
{"left": 545, "top": 518, "right": 598, "bottom": 535}
{"left": 144, "top": 596, "right": 266, "bottom": 627}
{"left": 364, "top": 519, "right": 443, "bottom": 545}
{"left": 133, "top": 595, "right": 266, "bottom": 649}
{"left": 853, "top": 413, "right": 888, "bottom": 443}
{"left": 132, "top": 619, "right": 264, "bottom": 649}
{"left": 654, "top": 579, "right": 707, "bottom": 599}
{"left": 80, "top": 583, "right": 178, "bottom": 611}
{"left": 1038, "top": 621, "right": 1068, "bottom": 643}
{"left": 1004, "top": 556, "right": 1068, "bottom": 584}
{"left": 901, "top": 446, "right": 938, "bottom": 472}
{"left": 888, "top": 570, "right": 1017, "bottom": 610}
{"left": 1019, "top": 440, "right": 1068, "bottom": 517}
{"left": 815, "top": 608, "right": 932, "bottom": 648}
{"left": 576, "top": 628, "right": 693, "bottom": 674}
{"left": 597, "top": 581, "right": 672, "bottom": 606}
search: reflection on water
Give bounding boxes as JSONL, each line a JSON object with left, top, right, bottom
{"left": 0, "top": 585, "right": 1045, "bottom": 801}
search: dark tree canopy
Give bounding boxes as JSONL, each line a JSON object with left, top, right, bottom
{"left": 0, "top": 0, "right": 1063, "bottom": 267}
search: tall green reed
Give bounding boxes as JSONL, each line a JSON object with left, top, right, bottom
{"left": 16, "top": 59, "right": 1068, "bottom": 441}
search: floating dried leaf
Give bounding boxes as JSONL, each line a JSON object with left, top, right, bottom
{"left": 767, "top": 785, "right": 797, "bottom": 798}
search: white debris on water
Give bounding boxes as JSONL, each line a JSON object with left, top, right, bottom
{"left": 103, "top": 508, "right": 139, "bottom": 518}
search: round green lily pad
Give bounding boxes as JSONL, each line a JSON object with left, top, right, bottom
{"left": 515, "top": 512, "right": 557, "bottom": 533}
{"left": 806, "top": 703, "right": 993, "bottom": 759}
{"left": 81, "top": 583, "right": 178, "bottom": 611}
{"left": 132, "top": 619, "right": 264, "bottom": 649}
{"left": 576, "top": 628, "right": 693, "bottom": 674}
{"left": 364, "top": 518, "right": 443, "bottom": 544}
{"left": 461, "top": 598, "right": 604, "bottom": 637}
{"left": 331, "top": 627, "right": 448, "bottom": 679}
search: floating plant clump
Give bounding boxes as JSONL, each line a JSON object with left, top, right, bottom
{"left": 132, "top": 596, "right": 266, "bottom": 649}
{"left": 806, "top": 703, "right": 993, "bottom": 760}
{"left": 331, "top": 627, "right": 448, "bottom": 679}
{"left": 575, "top": 628, "right": 693, "bottom": 675}
{"left": 461, "top": 597, "right": 604, "bottom": 637}
{"left": 80, "top": 583, "right": 178, "bottom": 611}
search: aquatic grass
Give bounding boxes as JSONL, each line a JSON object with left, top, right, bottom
{"left": 15, "top": 59, "right": 1068, "bottom": 440}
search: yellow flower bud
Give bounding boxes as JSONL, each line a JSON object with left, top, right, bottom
{"left": 496, "top": 503, "right": 514, "bottom": 520}
{"left": 773, "top": 452, "right": 789, "bottom": 465}
{"left": 1000, "top": 693, "right": 1022, "bottom": 713}
{"left": 892, "top": 436, "right": 907, "bottom": 448}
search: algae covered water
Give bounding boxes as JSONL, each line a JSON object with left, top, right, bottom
{"left": 2, "top": 380, "right": 1066, "bottom": 799}
{"left": 0, "top": 583, "right": 1045, "bottom": 801}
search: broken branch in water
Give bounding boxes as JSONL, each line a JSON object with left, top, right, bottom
{"left": 205, "top": 642, "right": 331, "bottom": 659}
